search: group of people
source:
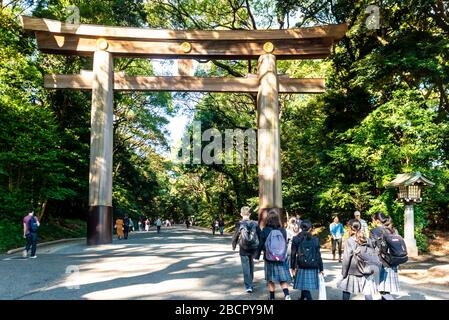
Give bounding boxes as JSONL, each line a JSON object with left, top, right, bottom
{"left": 329, "top": 210, "right": 368, "bottom": 263}
{"left": 211, "top": 218, "right": 225, "bottom": 236}
{"left": 136, "top": 217, "right": 174, "bottom": 232}
{"left": 115, "top": 216, "right": 171, "bottom": 239}
{"left": 232, "top": 207, "right": 405, "bottom": 300}
{"left": 114, "top": 214, "right": 134, "bottom": 240}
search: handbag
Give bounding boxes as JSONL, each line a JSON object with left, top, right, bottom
{"left": 318, "top": 273, "right": 327, "bottom": 300}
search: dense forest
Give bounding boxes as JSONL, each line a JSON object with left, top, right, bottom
{"left": 1, "top": 0, "right": 448, "bottom": 252}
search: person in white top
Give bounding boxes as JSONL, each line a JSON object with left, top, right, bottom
{"left": 354, "top": 211, "right": 369, "bottom": 238}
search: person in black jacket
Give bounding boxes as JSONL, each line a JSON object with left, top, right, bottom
{"left": 290, "top": 220, "right": 323, "bottom": 300}
{"left": 123, "top": 214, "right": 130, "bottom": 240}
{"left": 232, "top": 206, "right": 261, "bottom": 293}
{"left": 255, "top": 209, "right": 292, "bottom": 300}
{"left": 370, "top": 212, "right": 400, "bottom": 300}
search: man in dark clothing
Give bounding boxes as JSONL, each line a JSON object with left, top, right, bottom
{"left": 219, "top": 219, "right": 225, "bottom": 236}
{"left": 211, "top": 219, "right": 217, "bottom": 236}
{"left": 232, "top": 206, "right": 261, "bottom": 293}
{"left": 123, "top": 214, "right": 130, "bottom": 240}
{"left": 23, "top": 209, "right": 40, "bottom": 259}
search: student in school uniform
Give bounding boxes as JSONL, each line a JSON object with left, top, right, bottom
{"left": 255, "top": 209, "right": 292, "bottom": 300}
{"left": 371, "top": 212, "right": 403, "bottom": 300}
{"left": 290, "top": 220, "right": 324, "bottom": 300}
{"left": 338, "top": 219, "right": 378, "bottom": 300}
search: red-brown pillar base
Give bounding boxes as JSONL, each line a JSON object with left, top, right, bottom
{"left": 87, "top": 205, "right": 113, "bottom": 245}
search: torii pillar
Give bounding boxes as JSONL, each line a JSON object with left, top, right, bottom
{"left": 257, "top": 53, "right": 284, "bottom": 227}
{"left": 87, "top": 40, "right": 114, "bottom": 245}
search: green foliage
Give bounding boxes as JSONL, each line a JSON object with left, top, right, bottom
{"left": 0, "top": 218, "right": 86, "bottom": 253}
{"left": 1, "top": 0, "right": 449, "bottom": 248}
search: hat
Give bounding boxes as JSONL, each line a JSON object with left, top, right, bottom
{"left": 354, "top": 210, "right": 361, "bottom": 216}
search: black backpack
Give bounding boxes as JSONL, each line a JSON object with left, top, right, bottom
{"left": 239, "top": 221, "right": 259, "bottom": 251}
{"left": 29, "top": 216, "right": 39, "bottom": 233}
{"left": 377, "top": 229, "right": 408, "bottom": 267}
{"left": 298, "top": 237, "right": 320, "bottom": 269}
{"left": 353, "top": 244, "right": 381, "bottom": 276}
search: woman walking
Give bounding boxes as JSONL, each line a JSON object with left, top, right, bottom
{"left": 286, "top": 217, "right": 300, "bottom": 276}
{"left": 290, "top": 220, "right": 324, "bottom": 300}
{"left": 144, "top": 218, "right": 150, "bottom": 232}
{"left": 255, "top": 210, "right": 292, "bottom": 300}
{"left": 371, "top": 212, "right": 401, "bottom": 300}
{"left": 338, "top": 219, "right": 377, "bottom": 300}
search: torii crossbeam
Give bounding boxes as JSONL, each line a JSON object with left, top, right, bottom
{"left": 20, "top": 16, "right": 347, "bottom": 245}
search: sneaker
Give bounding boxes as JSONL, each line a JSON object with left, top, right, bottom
{"left": 284, "top": 295, "right": 291, "bottom": 300}
{"left": 245, "top": 288, "right": 253, "bottom": 293}
{"left": 30, "top": 255, "right": 37, "bottom": 259}
{"left": 22, "top": 250, "right": 27, "bottom": 258}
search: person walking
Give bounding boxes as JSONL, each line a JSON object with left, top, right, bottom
{"left": 232, "top": 206, "right": 261, "bottom": 293}
{"left": 370, "top": 212, "right": 404, "bottom": 300}
{"left": 144, "top": 218, "right": 150, "bottom": 231}
{"left": 185, "top": 218, "right": 191, "bottom": 229}
{"left": 286, "top": 217, "right": 300, "bottom": 273}
{"left": 354, "top": 211, "right": 369, "bottom": 238}
{"left": 337, "top": 219, "right": 378, "bottom": 300}
{"left": 138, "top": 218, "right": 142, "bottom": 231}
{"left": 155, "top": 217, "right": 162, "bottom": 234}
{"left": 115, "top": 216, "right": 124, "bottom": 240}
{"left": 22, "top": 208, "right": 40, "bottom": 259}
{"left": 255, "top": 210, "right": 292, "bottom": 300}
{"left": 290, "top": 220, "right": 324, "bottom": 300}
{"left": 123, "top": 214, "right": 130, "bottom": 240}
{"left": 219, "top": 218, "right": 225, "bottom": 236}
{"left": 129, "top": 217, "right": 134, "bottom": 232}
{"left": 211, "top": 219, "right": 217, "bottom": 236}
{"left": 329, "top": 215, "right": 345, "bottom": 262}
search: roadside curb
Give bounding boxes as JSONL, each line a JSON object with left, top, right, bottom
{"left": 6, "top": 237, "right": 85, "bottom": 255}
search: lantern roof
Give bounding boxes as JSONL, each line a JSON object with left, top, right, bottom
{"left": 385, "top": 172, "right": 435, "bottom": 188}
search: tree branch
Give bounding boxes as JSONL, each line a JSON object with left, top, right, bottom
{"left": 245, "top": 0, "right": 257, "bottom": 30}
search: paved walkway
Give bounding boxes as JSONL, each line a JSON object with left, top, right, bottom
{"left": 1, "top": 226, "right": 448, "bottom": 300}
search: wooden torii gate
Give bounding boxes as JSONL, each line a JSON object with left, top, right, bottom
{"left": 20, "top": 16, "right": 347, "bottom": 245}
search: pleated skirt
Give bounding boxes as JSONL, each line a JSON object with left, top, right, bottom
{"left": 264, "top": 260, "right": 292, "bottom": 283}
{"left": 293, "top": 268, "right": 319, "bottom": 291}
{"left": 338, "top": 274, "right": 378, "bottom": 296}
{"left": 378, "top": 266, "right": 400, "bottom": 293}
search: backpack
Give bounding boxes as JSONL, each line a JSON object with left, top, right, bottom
{"left": 265, "top": 229, "right": 287, "bottom": 262}
{"left": 29, "top": 216, "right": 39, "bottom": 233}
{"left": 239, "top": 221, "right": 259, "bottom": 251}
{"left": 353, "top": 244, "right": 381, "bottom": 276}
{"left": 298, "top": 237, "right": 320, "bottom": 269}
{"left": 378, "top": 230, "right": 408, "bottom": 267}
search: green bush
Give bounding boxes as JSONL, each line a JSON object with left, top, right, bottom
{"left": 414, "top": 206, "right": 429, "bottom": 253}
{"left": 0, "top": 218, "right": 86, "bottom": 253}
